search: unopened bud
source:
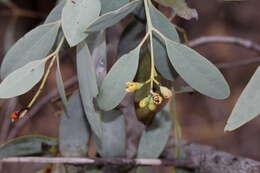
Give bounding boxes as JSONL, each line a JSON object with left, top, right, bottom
{"left": 160, "top": 86, "right": 173, "bottom": 99}
{"left": 139, "top": 96, "right": 150, "bottom": 108}
{"left": 148, "top": 102, "right": 156, "bottom": 111}
{"left": 125, "top": 82, "right": 143, "bottom": 92}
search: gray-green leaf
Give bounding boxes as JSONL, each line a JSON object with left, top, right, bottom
{"left": 95, "top": 110, "right": 126, "bottom": 157}
{"left": 0, "top": 59, "right": 47, "bottom": 98}
{"left": 77, "top": 42, "right": 102, "bottom": 138}
{"left": 165, "top": 39, "right": 230, "bottom": 99}
{"left": 225, "top": 66, "right": 260, "bottom": 131}
{"left": 149, "top": 3, "right": 179, "bottom": 42}
{"left": 44, "top": 0, "right": 65, "bottom": 24}
{"left": 59, "top": 92, "right": 90, "bottom": 157}
{"left": 117, "top": 19, "right": 145, "bottom": 58}
{"left": 61, "top": 0, "right": 101, "bottom": 46}
{"left": 0, "top": 135, "right": 57, "bottom": 158}
{"left": 100, "top": 0, "right": 129, "bottom": 15}
{"left": 55, "top": 57, "right": 68, "bottom": 112}
{"left": 153, "top": 37, "right": 179, "bottom": 81}
{"left": 97, "top": 46, "right": 140, "bottom": 111}
{"left": 149, "top": 3, "right": 179, "bottom": 81}
{"left": 86, "top": 0, "right": 141, "bottom": 33}
{"left": 86, "top": 31, "right": 107, "bottom": 86}
{"left": 137, "top": 111, "right": 172, "bottom": 158}
{"left": 1, "top": 22, "right": 60, "bottom": 79}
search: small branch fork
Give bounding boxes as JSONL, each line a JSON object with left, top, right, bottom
{"left": 0, "top": 157, "right": 195, "bottom": 169}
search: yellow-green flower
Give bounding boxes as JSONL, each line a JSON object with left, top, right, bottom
{"left": 125, "top": 82, "right": 143, "bottom": 92}
{"left": 160, "top": 86, "right": 173, "bottom": 99}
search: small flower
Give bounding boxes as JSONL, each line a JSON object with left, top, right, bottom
{"left": 148, "top": 102, "right": 156, "bottom": 111}
{"left": 152, "top": 93, "right": 163, "bottom": 105}
{"left": 160, "top": 86, "right": 173, "bottom": 99}
{"left": 125, "top": 82, "right": 143, "bottom": 92}
{"left": 139, "top": 96, "right": 150, "bottom": 108}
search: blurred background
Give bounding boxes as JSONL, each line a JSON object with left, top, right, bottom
{"left": 0, "top": 0, "right": 260, "bottom": 172}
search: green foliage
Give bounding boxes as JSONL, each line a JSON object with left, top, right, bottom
{"left": 77, "top": 42, "right": 102, "bottom": 138}
{"left": 137, "top": 111, "right": 172, "bottom": 158}
{"left": 59, "top": 92, "right": 90, "bottom": 157}
{"left": 86, "top": 0, "right": 141, "bottom": 33}
{"left": 100, "top": 0, "right": 129, "bottom": 15}
{"left": 149, "top": 2, "right": 180, "bottom": 81}
{"left": 0, "top": 59, "right": 47, "bottom": 98}
{"left": 94, "top": 110, "right": 126, "bottom": 158}
{"left": 44, "top": 1, "right": 65, "bottom": 24}
{"left": 0, "top": 0, "right": 235, "bottom": 172}
{"left": 61, "top": 0, "right": 101, "bottom": 46}
{"left": 97, "top": 46, "right": 141, "bottom": 111}
{"left": 165, "top": 39, "right": 230, "bottom": 99}
{"left": 0, "top": 135, "right": 57, "bottom": 158}
{"left": 225, "top": 66, "right": 260, "bottom": 131}
{"left": 55, "top": 57, "right": 68, "bottom": 112}
{"left": 117, "top": 19, "right": 145, "bottom": 57}
{"left": 0, "top": 22, "right": 60, "bottom": 79}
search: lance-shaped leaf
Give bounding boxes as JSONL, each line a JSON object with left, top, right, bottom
{"left": 100, "top": 0, "right": 129, "bottom": 15}
{"left": 97, "top": 46, "right": 140, "bottom": 111}
{"left": 1, "top": 22, "right": 60, "bottom": 79}
{"left": 149, "top": 3, "right": 180, "bottom": 81}
{"left": 153, "top": 37, "right": 179, "bottom": 81}
{"left": 149, "top": 3, "right": 179, "bottom": 43}
{"left": 165, "top": 39, "right": 230, "bottom": 99}
{"left": 59, "top": 92, "right": 90, "bottom": 157}
{"left": 44, "top": 0, "right": 66, "bottom": 24}
{"left": 117, "top": 19, "right": 145, "bottom": 58}
{"left": 94, "top": 110, "right": 126, "bottom": 158}
{"left": 87, "top": 31, "right": 107, "bottom": 86}
{"left": 137, "top": 111, "right": 172, "bottom": 158}
{"left": 77, "top": 42, "right": 102, "bottom": 138}
{"left": 61, "top": 0, "right": 101, "bottom": 46}
{"left": 0, "top": 59, "right": 47, "bottom": 98}
{"left": 86, "top": 0, "right": 141, "bottom": 33}
{"left": 0, "top": 135, "right": 57, "bottom": 158}
{"left": 225, "top": 67, "right": 260, "bottom": 131}
{"left": 154, "top": 0, "right": 198, "bottom": 20}
{"left": 55, "top": 58, "right": 68, "bottom": 112}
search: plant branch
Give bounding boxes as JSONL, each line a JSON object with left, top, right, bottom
{"left": 7, "top": 76, "right": 77, "bottom": 140}
{"left": 0, "top": 157, "right": 194, "bottom": 168}
{"left": 162, "top": 137, "right": 260, "bottom": 173}
{"left": 19, "top": 37, "right": 65, "bottom": 119}
{"left": 189, "top": 36, "right": 260, "bottom": 53}
{"left": 1, "top": 139, "right": 260, "bottom": 173}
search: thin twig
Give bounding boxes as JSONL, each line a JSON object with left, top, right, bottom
{"left": 189, "top": 36, "right": 260, "bottom": 53}
{"left": 0, "top": 157, "right": 195, "bottom": 168}
{"left": 7, "top": 76, "right": 77, "bottom": 140}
